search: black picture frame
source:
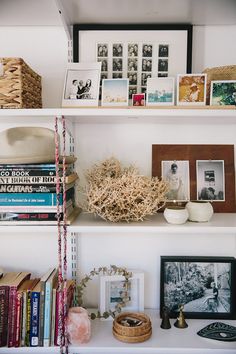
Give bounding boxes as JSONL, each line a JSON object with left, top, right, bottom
{"left": 160, "top": 256, "right": 236, "bottom": 320}
{"left": 73, "top": 24, "right": 192, "bottom": 96}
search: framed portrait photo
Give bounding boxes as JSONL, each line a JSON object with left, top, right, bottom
{"left": 99, "top": 271, "right": 144, "bottom": 320}
{"left": 196, "top": 160, "right": 225, "bottom": 201}
{"left": 73, "top": 24, "right": 192, "bottom": 96}
{"left": 62, "top": 62, "right": 101, "bottom": 107}
{"left": 132, "top": 93, "right": 145, "bottom": 106}
{"left": 101, "top": 78, "right": 129, "bottom": 106}
{"left": 177, "top": 74, "right": 207, "bottom": 106}
{"left": 146, "top": 77, "right": 175, "bottom": 106}
{"left": 210, "top": 80, "right": 236, "bottom": 106}
{"left": 160, "top": 256, "right": 236, "bottom": 319}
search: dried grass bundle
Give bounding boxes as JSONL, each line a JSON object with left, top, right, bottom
{"left": 84, "top": 157, "right": 168, "bottom": 222}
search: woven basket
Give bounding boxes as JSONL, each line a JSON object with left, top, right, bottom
{"left": 0, "top": 57, "right": 42, "bottom": 109}
{"left": 202, "top": 65, "right": 236, "bottom": 104}
{"left": 113, "top": 312, "right": 152, "bottom": 342}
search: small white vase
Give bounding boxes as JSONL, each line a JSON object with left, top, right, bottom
{"left": 164, "top": 206, "right": 189, "bottom": 225}
{"left": 186, "top": 201, "right": 214, "bottom": 222}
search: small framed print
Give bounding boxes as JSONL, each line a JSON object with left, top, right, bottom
{"left": 99, "top": 271, "right": 144, "bottom": 320}
{"left": 146, "top": 77, "right": 175, "bottom": 106}
{"left": 101, "top": 78, "right": 129, "bottom": 106}
{"left": 160, "top": 256, "right": 236, "bottom": 319}
{"left": 177, "top": 74, "right": 207, "bottom": 105}
{"left": 62, "top": 62, "right": 101, "bottom": 107}
{"left": 132, "top": 93, "right": 145, "bottom": 106}
{"left": 210, "top": 80, "right": 236, "bottom": 106}
{"left": 197, "top": 160, "right": 225, "bottom": 201}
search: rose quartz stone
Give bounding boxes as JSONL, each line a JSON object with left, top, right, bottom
{"left": 67, "top": 307, "right": 91, "bottom": 344}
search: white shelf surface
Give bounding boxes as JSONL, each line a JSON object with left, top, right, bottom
{"left": 1, "top": 310, "right": 235, "bottom": 353}
{"left": 0, "top": 107, "right": 235, "bottom": 124}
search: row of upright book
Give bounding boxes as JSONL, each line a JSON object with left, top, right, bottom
{"left": 0, "top": 159, "right": 80, "bottom": 225}
{"left": 0, "top": 268, "right": 75, "bottom": 348}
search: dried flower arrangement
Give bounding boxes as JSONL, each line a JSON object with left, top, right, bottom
{"left": 83, "top": 157, "right": 168, "bottom": 222}
{"left": 76, "top": 265, "right": 132, "bottom": 319}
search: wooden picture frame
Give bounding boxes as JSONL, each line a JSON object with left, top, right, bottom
{"left": 152, "top": 144, "right": 236, "bottom": 212}
{"left": 160, "top": 256, "right": 236, "bottom": 320}
{"left": 73, "top": 24, "right": 192, "bottom": 97}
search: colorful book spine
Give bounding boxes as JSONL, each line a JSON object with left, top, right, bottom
{"left": 7, "top": 286, "right": 17, "bottom": 347}
{"left": 0, "top": 169, "right": 58, "bottom": 177}
{"left": 0, "top": 173, "right": 77, "bottom": 185}
{"left": 0, "top": 212, "right": 64, "bottom": 222}
{"left": 0, "top": 184, "right": 63, "bottom": 193}
{"left": 30, "top": 292, "right": 40, "bottom": 347}
{"left": 43, "top": 283, "right": 53, "bottom": 346}
{"left": 15, "top": 292, "right": 22, "bottom": 347}
{"left": 21, "top": 291, "right": 27, "bottom": 347}
{"left": 25, "top": 292, "right": 31, "bottom": 347}
{"left": 0, "top": 286, "right": 9, "bottom": 347}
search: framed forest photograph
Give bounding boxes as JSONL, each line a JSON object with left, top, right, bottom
{"left": 160, "top": 256, "right": 236, "bottom": 319}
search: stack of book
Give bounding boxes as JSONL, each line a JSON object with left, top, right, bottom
{"left": 0, "top": 269, "right": 75, "bottom": 348}
{"left": 0, "top": 161, "right": 80, "bottom": 225}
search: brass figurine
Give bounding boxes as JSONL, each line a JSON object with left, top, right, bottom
{"left": 160, "top": 307, "right": 171, "bottom": 329}
{"left": 174, "top": 305, "right": 188, "bottom": 329}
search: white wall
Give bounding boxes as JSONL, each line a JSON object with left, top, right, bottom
{"left": 0, "top": 25, "right": 236, "bottom": 309}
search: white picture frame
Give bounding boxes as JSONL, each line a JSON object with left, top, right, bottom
{"left": 210, "top": 80, "right": 236, "bottom": 106}
{"left": 146, "top": 77, "right": 175, "bottom": 106}
{"left": 62, "top": 62, "right": 101, "bottom": 107}
{"left": 177, "top": 73, "right": 207, "bottom": 106}
{"left": 101, "top": 78, "right": 129, "bottom": 106}
{"left": 99, "top": 270, "right": 144, "bottom": 320}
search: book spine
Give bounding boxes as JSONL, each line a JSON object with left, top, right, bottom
{"left": 0, "top": 175, "right": 74, "bottom": 185}
{"left": 43, "top": 283, "right": 52, "bottom": 347}
{"left": 39, "top": 284, "right": 45, "bottom": 347}
{"left": 50, "top": 288, "right": 57, "bottom": 346}
{"left": 54, "top": 290, "right": 59, "bottom": 346}
{"left": 30, "top": 292, "right": 40, "bottom": 347}
{"left": 0, "top": 169, "right": 57, "bottom": 177}
{"left": 0, "top": 212, "right": 63, "bottom": 222}
{"left": 7, "top": 286, "right": 17, "bottom": 347}
{"left": 0, "top": 286, "right": 9, "bottom": 347}
{"left": 25, "top": 292, "right": 31, "bottom": 347}
{"left": 0, "top": 193, "right": 63, "bottom": 206}
{"left": 0, "top": 185, "right": 59, "bottom": 193}
{"left": 14, "top": 292, "right": 22, "bottom": 347}
{"left": 20, "top": 291, "right": 27, "bottom": 347}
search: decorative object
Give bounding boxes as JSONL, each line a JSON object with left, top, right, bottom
{"left": 0, "top": 57, "right": 42, "bottom": 109}
{"left": 62, "top": 62, "right": 101, "bottom": 107}
{"left": 73, "top": 24, "right": 192, "bottom": 96}
{"left": 196, "top": 160, "right": 225, "bottom": 201}
{"left": 197, "top": 322, "right": 236, "bottom": 342}
{"left": 160, "top": 307, "right": 171, "bottom": 329}
{"left": 186, "top": 201, "right": 213, "bottom": 222}
{"left": 132, "top": 93, "right": 145, "bottom": 106}
{"left": 113, "top": 312, "right": 152, "bottom": 343}
{"left": 177, "top": 74, "right": 207, "bottom": 105}
{"left": 174, "top": 305, "right": 188, "bottom": 329}
{"left": 76, "top": 265, "right": 132, "bottom": 320}
{"left": 161, "top": 160, "right": 190, "bottom": 202}
{"left": 146, "top": 77, "right": 175, "bottom": 105}
{"left": 84, "top": 157, "right": 168, "bottom": 222}
{"left": 210, "top": 80, "right": 236, "bottom": 106}
{"left": 66, "top": 307, "right": 91, "bottom": 345}
{"left": 163, "top": 206, "right": 189, "bottom": 225}
{"left": 202, "top": 65, "right": 236, "bottom": 104}
{"left": 100, "top": 271, "right": 144, "bottom": 319}
{"left": 160, "top": 256, "right": 236, "bottom": 319}
{"left": 101, "top": 79, "right": 129, "bottom": 106}
{"left": 152, "top": 144, "right": 236, "bottom": 212}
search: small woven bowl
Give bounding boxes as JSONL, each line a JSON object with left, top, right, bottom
{"left": 113, "top": 312, "right": 151, "bottom": 337}
{"left": 113, "top": 327, "right": 152, "bottom": 343}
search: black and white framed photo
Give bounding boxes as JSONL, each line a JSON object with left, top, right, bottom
{"left": 101, "top": 78, "right": 129, "bottom": 106}
{"left": 160, "top": 256, "right": 236, "bottom": 319}
{"left": 210, "top": 80, "right": 236, "bottom": 106}
{"left": 73, "top": 24, "right": 192, "bottom": 94}
{"left": 146, "top": 77, "right": 175, "bottom": 106}
{"left": 197, "top": 160, "right": 225, "bottom": 201}
{"left": 62, "top": 62, "right": 101, "bottom": 107}
{"left": 161, "top": 160, "right": 190, "bottom": 201}
{"left": 99, "top": 271, "right": 144, "bottom": 320}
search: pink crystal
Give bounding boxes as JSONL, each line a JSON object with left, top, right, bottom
{"left": 67, "top": 307, "right": 91, "bottom": 344}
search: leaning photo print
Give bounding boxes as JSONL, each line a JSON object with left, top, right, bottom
{"left": 160, "top": 256, "right": 236, "bottom": 319}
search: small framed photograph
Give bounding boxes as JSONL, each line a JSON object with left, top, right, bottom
{"left": 132, "top": 93, "right": 145, "bottom": 106}
{"left": 128, "top": 72, "right": 138, "bottom": 85}
{"left": 159, "top": 44, "right": 169, "bottom": 57}
{"left": 177, "top": 74, "right": 207, "bottom": 105}
{"left": 99, "top": 271, "right": 144, "bottom": 320}
{"left": 141, "top": 73, "right": 151, "bottom": 86}
{"left": 113, "top": 58, "right": 123, "bottom": 71}
{"left": 158, "top": 59, "right": 168, "bottom": 72}
{"left": 142, "top": 44, "right": 153, "bottom": 57}
{"left": 146, "top": 77, "right": 175, "bottom": 106}
{"left": 97, "top": 43, "right": 108, "bottom": 57}
{"left": 128, "top": 43, "right": 138, "bottom": 57}
{"left": 113, "top": 43, "right": 123, "bottom": 57}
{"left": 142, "top": 58, "right": 152, "bottom": 72}
{"left": 101, "top": 79, "right": 129, "bottom": 106}
{"left": 62, "top": 62, "right": 101, "bottom": 107}
{"left": 160, "top": 256, "right": 236, "bottom": 319}
{"left": 197, "top": 160, "right": 225, "bottom": 201}
{"left": 210, "top": 80, "right": 236, "bottom": 106}
{"left": 161, "top": 160, "right": 190, "bottom": 201}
